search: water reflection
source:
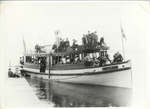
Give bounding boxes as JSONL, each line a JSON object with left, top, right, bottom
{"left": 26, "top": 77, "right": 132, "bottom": 107}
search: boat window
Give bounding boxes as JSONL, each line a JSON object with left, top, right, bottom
{"left": 26, "top": 56, "right": 32, "bottom": 63}
{"left": 25, "top": 55, "right": 40, "bottom": 64}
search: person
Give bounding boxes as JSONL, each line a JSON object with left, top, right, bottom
{"left": 84, "top": 55, "right": 93, "bottom": 66}
{"left": 93, "top": 57, "right": 99, "bottom": 67}
{"left": 14, "top": 68, "right": 20, "bottom": 78}
{"left": 75, "top": 55, "right": 79, "bottom": 64}
{"left": 105, "top": 53, "right": 111, "bottom": 64}
{"left": 20, "top": 57, "right": 24, "bottom": 65}
{"left": 40, "top": 58, "right": 44, "bottom": 72}
{"left": 99, "top": 37, "right": 109, "bottom": 50}
{"left": 8, "top": 68, "right": 13, "bottom": 77}
{"left": 113, "top": 52, "right": 123, "bottom": 63}
{"left": 99, "top": 37, "right": 105, "bottom": 47}
{"left": 40, "top": 57, "right": 46, "bottom": 73}
{"left": 62, "top": 56, "right": 66, "bottom": 64}
{"left": 43, "top": 57, "right": 46, "bottom": 72}
{"left": 98, "top": 55, "right": 107, "bottom": 66}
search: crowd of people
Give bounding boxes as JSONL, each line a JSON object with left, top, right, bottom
{"left": 51, "top": 51, "right": 123, "bottom": 67}
{"left": 20, "top": 52, "right": 123, "bottom": 72}
{"left": 113, "top": 52, "right": 124, "bottom": 63}
{"left": 83, "top": 52, "right": 123, "bottom": 67}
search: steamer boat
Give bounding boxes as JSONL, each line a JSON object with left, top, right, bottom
{"left": 20, "top": 31, "right": 132, "bottom": 88}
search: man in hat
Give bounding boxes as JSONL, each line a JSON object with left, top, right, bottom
{"left": 8, "top": 68, "right": 13, "bottom": 77}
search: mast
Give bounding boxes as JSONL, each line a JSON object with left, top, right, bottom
{"left": 54, "top": 30, "right": 61, "bottom": 51}
{"left": 121, "top": 34, "right": 125, "bottom": 60}
{"left": 48, "top": 54, "right": 51, "bottom": 79}
{"left": 54, "top": 30, "right": 61, "bottom": 63}
{"left": 22, "top": 36, "right": 27, "bottom": 55}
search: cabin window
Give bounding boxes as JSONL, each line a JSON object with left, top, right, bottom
{"left": 104, "top": 51, "right": 107, "bottom": 56}
{"left": 99, "top": 51, "right": 107, "bottom": 57}
{"left": 25, "top": 55, "right": 41, "bottom": 64}
{"left": 26, "top": 56, "right": 32, "bottom": 63}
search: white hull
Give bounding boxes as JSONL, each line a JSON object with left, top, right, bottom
{"left": 27, "top": 69, "right": 131, "bottom": 88}
{"left": 22, "top": 61, "right": 132, "bottom": 88}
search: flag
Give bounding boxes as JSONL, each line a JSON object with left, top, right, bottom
{"left": 54, "top": 30, "right": 61, "bottom": 48}
{"left": 120, "top": 23, "right": 127, "bottom": 40}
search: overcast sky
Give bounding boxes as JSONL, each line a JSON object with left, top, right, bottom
{"left": 1, "top": 1, "right": 150, "bottom": 105}
{"left": 0, "top": 1, "right": 149, "bottom": 64}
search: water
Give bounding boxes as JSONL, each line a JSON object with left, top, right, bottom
{"left": 26, "top": 77, "right": 132, "bottom": 107}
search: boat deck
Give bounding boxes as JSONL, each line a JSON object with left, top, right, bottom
{"left": 23, "top": 61, "right": 129, "bottom": 70}
{"left": 24, "top": 63, "right": 88, "bottom": 70}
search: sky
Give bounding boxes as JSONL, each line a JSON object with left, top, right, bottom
{"left": 0, "top": 1, "right": 149, "bottom": 64}
{"left": 0, "top": 1, "right": 150, "bottom": 106}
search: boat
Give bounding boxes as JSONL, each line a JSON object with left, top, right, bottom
{"left": 20, "top": 31, "right": 132, "bottom": 88}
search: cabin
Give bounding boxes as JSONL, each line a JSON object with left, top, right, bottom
{"left": 20, "top": 32, "right": 124, "bottom": 73}
{"left": 21, "top": 44, "right": 112, "bottom": 73}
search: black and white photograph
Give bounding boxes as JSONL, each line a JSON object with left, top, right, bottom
{"left": 0, "top": 1, "right": 150, "bottom": 108}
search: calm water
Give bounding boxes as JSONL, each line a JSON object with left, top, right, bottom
{"left": 26, "top": 77, "right": 132, "bottom": 107}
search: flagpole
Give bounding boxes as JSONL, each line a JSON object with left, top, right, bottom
{"left": 54, "top": 30, "right": 60, "bottom": 63}
{"left": 121, "top": 35, "right": 125, "bottom": 60}
{"left": 22, "top": 36, "right": 27, "bottom": 55}
{"left": 120, "top": 21, "right": 126, "bottom": 61}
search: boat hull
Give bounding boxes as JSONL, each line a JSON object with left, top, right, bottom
{"left": 21, "top": 61, "right": 132, "bottom": 88}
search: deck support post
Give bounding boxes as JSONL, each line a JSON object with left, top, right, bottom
{"left": 49, "top": 54, "right": 51, "bottom": 79}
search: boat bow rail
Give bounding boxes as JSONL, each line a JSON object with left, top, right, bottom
{"left": 22, "top": 60, "right": 131, "bottom": 76}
